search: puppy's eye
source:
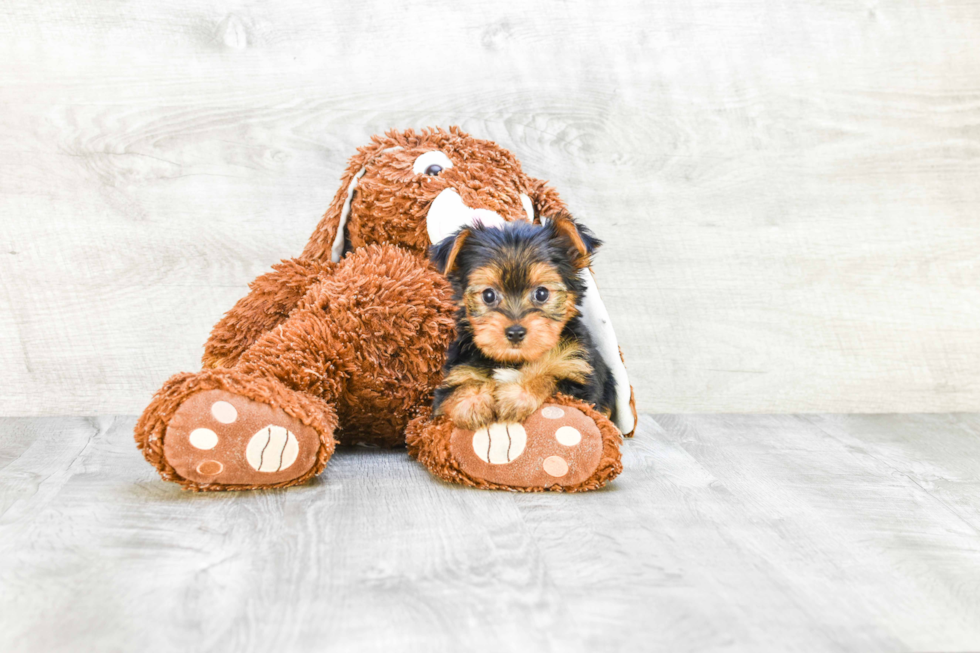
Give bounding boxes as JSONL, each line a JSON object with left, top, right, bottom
{"left": 533, "top": 287, "right": 550, "bottom": 303}
{"left": 482, "top": 288, "right": 497, "bottom": 305}
{"left": 413, "top": 151, "right": 454, "bottom": 176}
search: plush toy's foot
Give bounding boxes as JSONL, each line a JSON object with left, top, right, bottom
{"left": 406, "top": 394, "right": 622, "bottom": 492}
{"left": 135, "top": 370, "right": 337, "bottom": 491}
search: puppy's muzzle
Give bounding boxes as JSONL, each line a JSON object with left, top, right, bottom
{"left": 504, "top": 325, "right": 527, "bottom": 344}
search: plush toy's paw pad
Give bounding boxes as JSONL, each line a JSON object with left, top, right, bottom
{"left": 448, "top": 403, "right": 603, "bottom": 489}
{"left": 163, "top": 389, "right": 321, "bottom": 486}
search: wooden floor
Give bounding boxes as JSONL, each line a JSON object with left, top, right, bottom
{"left": 1, "top": 414, "right": 979, "bottom": 652}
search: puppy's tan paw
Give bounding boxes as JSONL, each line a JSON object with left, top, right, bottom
{"left": 493, "top": 383, "right": 545, "bottom": 424}
{"left": 446, "top": 385, "right": 497, "bottom": 431}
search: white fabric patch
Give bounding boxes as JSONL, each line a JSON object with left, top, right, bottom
{"left": 210, "top": 401, "right": 237, "bottom": 424}
{"left": 541, "top": 406, "right": 565, "bottom": 419}
{"left": 412, "top": 150, "right": 454, "bottom": 175}
{"left": 189, "top": 428, "right": 218, "bottom": 450}
{"left": 426, "top": 189, "right": 507, "bottom": 246}
{"left": 245, "top": 425, "right": 300, "bottom": 472}
{"left": 472, "top": 422, "right": 527, "bottom": 464}
{"left": 555, "top": 426, "right": 582, "bottom": 446}
{"left": 520, "top": 193, "right": 535, "bottom": 223}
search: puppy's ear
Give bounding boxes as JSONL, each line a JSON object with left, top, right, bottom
{"left": 429, "top": 227, "right": 471, "bottom": 275}
{"left": 548, "top": 210, "right": 602, "bottom": 268}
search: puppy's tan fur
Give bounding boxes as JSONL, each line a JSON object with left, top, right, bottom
{"left": 493, "top": 339, "right": 592, "bottom": 423}
{"left": 464, "top": 260, "right": 577, "bottom": 364}
{"left": 438, "top": 339, "right": 592, "bottom": 427}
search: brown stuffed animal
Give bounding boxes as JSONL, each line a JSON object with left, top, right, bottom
{"left": 134, "top": 127, "right": 636, "bottom": 492}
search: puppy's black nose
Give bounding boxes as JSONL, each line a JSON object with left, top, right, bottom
{"left": 505, "top": 325, "right": 527, "bottom": 344}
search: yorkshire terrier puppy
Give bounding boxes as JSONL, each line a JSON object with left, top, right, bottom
{"left": 429, "top": 212, "right": 616, "bottom": 430}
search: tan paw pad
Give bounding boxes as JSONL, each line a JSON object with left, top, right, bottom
{"left": 542, "top": 456, "right": 569, "bottom": 477}
{"left": 197, "top": 460, "right": 223, "bottom": 476}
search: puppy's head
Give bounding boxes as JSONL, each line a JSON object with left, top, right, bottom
{"left": 430, "top": 211, "right": 601, "bottom": 363}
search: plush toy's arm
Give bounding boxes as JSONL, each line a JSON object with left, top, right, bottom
{"left": 202, "top": 257, "right": 334, "bottom": 369}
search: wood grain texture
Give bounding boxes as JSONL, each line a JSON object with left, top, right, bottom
{"left": 1, "top": 0, "right": 979, "bottom": 414}
{"left": 2, "top": 413, "right": 980, "bottom": 652}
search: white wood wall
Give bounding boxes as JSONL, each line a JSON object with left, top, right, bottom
{"left": 1, "top": 0, "right": 978, "bottom": 416}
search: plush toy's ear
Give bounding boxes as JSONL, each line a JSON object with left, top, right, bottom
{"left": 302, "top": 141, "right": 401, "bottom": 262}
{"left": 429, "top": 227, "right": 470, "bottom": 275}
{"left": 523, "top": 177, "right": 567, "bottom": 225}
{"left": 547, "top": 210, "right": 602, "bottom": 269}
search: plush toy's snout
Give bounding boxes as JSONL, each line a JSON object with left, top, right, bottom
{"left": 425, "top": 188, "right": 516, "bottom": 246}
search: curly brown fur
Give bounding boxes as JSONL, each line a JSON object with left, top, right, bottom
{"left": 203, "top": 258, "right": 335, "bottom": 368}
{"left": 202, "top": 126, "right": 566, "bottom": 378}
{"left": 302, "top": 126, "right": 564, "bottom": 261}
{"left": 492, "top": 339, "right": 593, "bottom": 423}
{"left": 430, "top": 214, "right": 617, "bottom": 429}
{"left": 136, "top": 126, "right": 634, "bottom": 492}
{"left": 406, "top": 393, "right": 622, "bottom": 493}
{"left": 233, "top": 245, "right": 458, "bottom": 447}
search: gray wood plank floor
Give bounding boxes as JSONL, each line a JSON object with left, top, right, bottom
{"left": 1, "top": 414, "right": 979, "bottom": 652}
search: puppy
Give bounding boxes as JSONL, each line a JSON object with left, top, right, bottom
{"left": 429, "top": 212, "right": 616, "bottom": 430}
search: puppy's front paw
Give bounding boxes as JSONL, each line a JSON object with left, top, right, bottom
{"left": 445, "top": 385, "right": 497, "bottom": 431}
{"left": 493, "top": 383, "right": 545, "bottom": 424}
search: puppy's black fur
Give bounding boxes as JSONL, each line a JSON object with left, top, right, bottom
{"left": 430, "top": 215, "right": 617, "bottom": 423}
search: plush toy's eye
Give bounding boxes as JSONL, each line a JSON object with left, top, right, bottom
{"left": 413, "top": 151, "right": 454, "bottom": 176}
{"left": 482, "top": 288, "right": 497, "bottom": 305}
{"left": 533, "top": 287, "right": 550, "bottom": 303}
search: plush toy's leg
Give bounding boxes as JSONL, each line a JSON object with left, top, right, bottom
{"left": 137, "top": 306, "right": 347, "bottom": 491}
{"left": 135, "top": 368, "right": 338, "bottom": 491}
{"left": 203, "top": 258, "right": 335, "bottom": 369}
{"left": 231, "top": 244, "right": 456, "bottom": 447}
{"left": 406, "top": 394, "right": 623, "bottom": 492}
{"left": 135, "top": 244, "right": 456, "bottom": 490}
